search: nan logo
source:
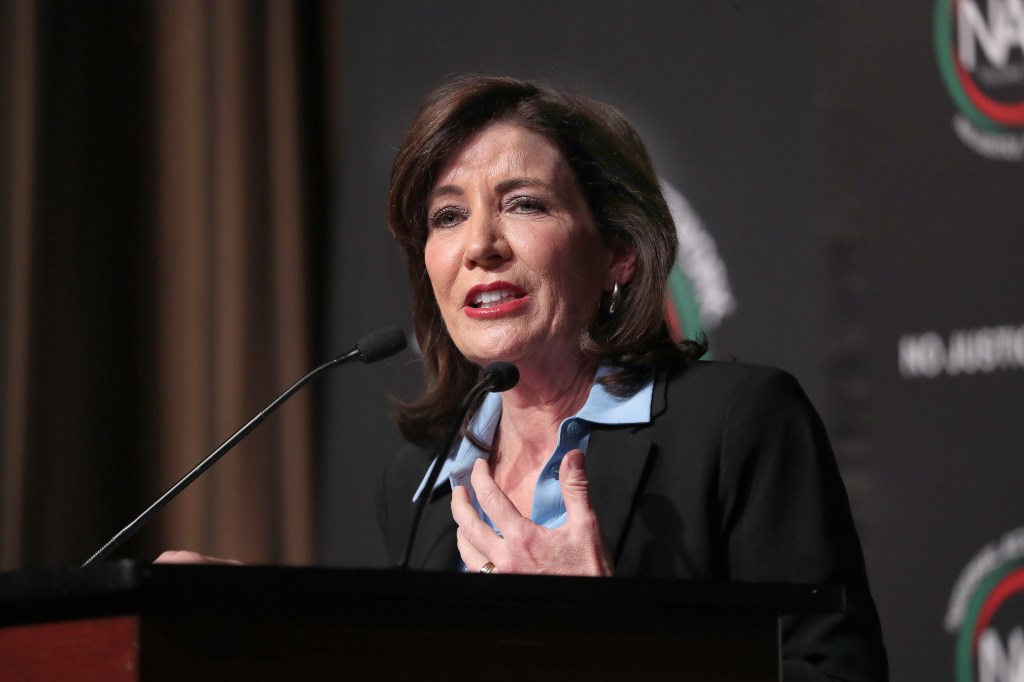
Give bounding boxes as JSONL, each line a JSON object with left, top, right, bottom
{"left": 934, "top": 0, "right": 1024, "bottom": 161}
{"left": 660, "top": 180, "right": 735, "bottom": 354}
{"left": 946, "top": 528, "right": 1024, "bottom": 681}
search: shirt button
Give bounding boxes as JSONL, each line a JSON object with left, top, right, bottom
{"left": 550, "top": 465, "right": 559, "bottom": 480}
{"left": 566, "top": 421, "right": 580, "bottom": 436}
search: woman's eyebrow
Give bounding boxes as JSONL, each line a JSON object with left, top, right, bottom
{"left": 495, "top": 177, "right": 551, "bottom": 193}
{"left": 430, "top": 184, "right": 463, "bottom": 199}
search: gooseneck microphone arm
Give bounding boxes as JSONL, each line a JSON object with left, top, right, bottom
{"left": 396, "top": 361, "right": 519, "bottom": 571}
{"left": 82, "top": 326, "right": 407, "bottom": 568}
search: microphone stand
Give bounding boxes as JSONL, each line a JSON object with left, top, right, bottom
{"left": 83, "top": 326, "right": 406, "bottom": 567}
{"left": 396, "top": 362, "right": 517, "bottom": 570}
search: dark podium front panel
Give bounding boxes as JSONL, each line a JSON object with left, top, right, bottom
{"left": 0, "top": 561, "right": 841, "bottom": 681}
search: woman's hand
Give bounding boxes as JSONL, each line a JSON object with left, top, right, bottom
{"left": 451, "top": 449, "right": 613, "bottom": 576}
{"left": 153, "top": 550, "right": 243, "bottom": 565}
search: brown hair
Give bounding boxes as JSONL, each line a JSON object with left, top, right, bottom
{"left": 388, "top": 75, "right": 706, "bottom": 447}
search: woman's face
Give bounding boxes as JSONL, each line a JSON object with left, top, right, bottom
{"left": 424, "top": 122, "right": 626, "bottom": 371}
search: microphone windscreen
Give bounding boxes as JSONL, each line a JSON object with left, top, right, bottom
{"left": 484, "top": 362, "right": 519, "bottom": 392}
{"left": 356, "top": 326, "right": 408, "bottom": 363}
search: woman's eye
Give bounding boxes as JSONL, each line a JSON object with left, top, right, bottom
{"left": 508, "top": 196, "right": 546, "bottom": 213}
{"left": 429, "top": 207, "right": 465, "bottom": 228}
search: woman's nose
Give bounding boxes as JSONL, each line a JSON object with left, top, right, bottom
{"left": 463, "top": 214, "right": 511, "bottom": 269}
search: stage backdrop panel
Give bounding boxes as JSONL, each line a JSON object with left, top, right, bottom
{"left": 820, "top": 2, "right": 1024, "bottom": 681}
{"left": 319, "top": 1, "right": 827, "bottom": 567}
{"left": 321, "top": 3, "right": 1024, "bottom": 680}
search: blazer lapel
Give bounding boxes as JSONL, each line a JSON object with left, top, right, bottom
{"left": 585, "top": 428, "right": 653, "bottom": 564}
{"left": 584, "top": 369, "right": 667, "bottom": 563}
{"left": 413, "top": 485, "right": 460, "bottom": 571}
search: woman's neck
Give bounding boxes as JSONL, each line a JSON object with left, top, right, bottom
{"left": 495, "top": 357, "right": 598, "bottom": 464}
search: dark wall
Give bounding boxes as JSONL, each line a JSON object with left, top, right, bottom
{"left": 821, "top": 3, "right": 1024, "bottom": 681}
{"left": 319, "top": 0, "right": 825, "bottom": 569}
{"left": 320, "top": 3, "right": 1024, "bottom": 681}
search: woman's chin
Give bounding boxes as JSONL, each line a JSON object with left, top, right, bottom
{"left": 451, "top": 325, "right": 583, "bottom": 376}
{"left": 453, "top": 332, "right": 526, "bottom": 366}
{"left": 463, "top": 349, "right": 517, "bottom": 369}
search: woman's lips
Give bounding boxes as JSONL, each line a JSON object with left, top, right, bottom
{"left": 463, "top": 282, "right": 528, "bottom": 319}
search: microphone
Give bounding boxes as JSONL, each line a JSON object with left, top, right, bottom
{"left": 396, "top": 362, "right": 519, "bottom": 570}
{"left": 354, "top": 325, "right": 408, "bottom": 364}
{"left": 482, "top": 361, "right": 519, "bottom": 392}
{"left": 82, "top": 326, "right": 407, "bottom": 567}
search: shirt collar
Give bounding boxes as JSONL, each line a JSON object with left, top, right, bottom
{"left": 575, "top": 364, "right": 654, "bottom": 425}
{"left": 412, "top": 365, "right": 654, "bottom": 501}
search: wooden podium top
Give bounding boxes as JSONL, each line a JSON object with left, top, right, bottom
{"left": 0, "top": 560, "right": 842, "bottom": 628}
{"left": 0, "top": 562, "right": 843, "bottom": 681}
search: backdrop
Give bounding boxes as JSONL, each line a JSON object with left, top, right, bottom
{"left": 1, "top": 2, "right": 1021, "bottom": 681}
{"left": 319, "top": 3, "right": 1023, "bottom": 682}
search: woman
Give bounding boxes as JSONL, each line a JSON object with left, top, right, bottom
{"left": 377, "top": 75, "right": 888, "bottom": 681}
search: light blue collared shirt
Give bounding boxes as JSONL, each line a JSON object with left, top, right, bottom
{"left": 413, "top": 367, "right": 654, "bottom": 532}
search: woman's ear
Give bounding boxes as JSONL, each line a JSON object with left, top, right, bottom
{"left": 606, "top": 243, "right": 638, "bottom": 289}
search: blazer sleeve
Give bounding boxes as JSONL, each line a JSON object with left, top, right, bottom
{"left": 716, "top": 368, "right": 888, "bottom": 682}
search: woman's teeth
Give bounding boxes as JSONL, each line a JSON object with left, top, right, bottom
{"left": 472, "top": 289, "right": 519, "bottom": 308}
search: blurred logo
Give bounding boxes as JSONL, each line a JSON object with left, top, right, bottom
{"left": 946, "top": 527, "right": 1024, "bottom": 681}
{"left": 934, "top": 0, "right": 1024, "bottom": 161}
{"left": 660, "top": 180, "right": 735, "bottom": 354}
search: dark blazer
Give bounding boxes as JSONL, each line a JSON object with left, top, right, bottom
{"left": 378, "top": 361, "right": 889, "bottom": 682}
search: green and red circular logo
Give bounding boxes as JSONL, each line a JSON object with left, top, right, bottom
{"left": 659, "top": 180, "right": 736, "bottom": 357}
{"left": 947, "top": 528, "right": 1024, "bottom": 681}
{"left": 935, "top": 0, "right": 1024, "bottom": 132}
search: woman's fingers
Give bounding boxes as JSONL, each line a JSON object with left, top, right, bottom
{"left": 452, "top": 484, "right": 502, "bottom": 571}
{"left": 469, "top": 458, "right": 526, "bottom": 535}
{"left": 153, "top": 550, "right": 243, "bottom": 565}
{"left": 455, "top": 527, "right": 493, "bottom": 573}
{"left": 559, "top": 450, "right": 599, "bottom": 532}
{"left": 451, "top": 483, "right": 502, "bottom": 558}
{"left": 451, "top": 455, "right": 612, "bottom": 576}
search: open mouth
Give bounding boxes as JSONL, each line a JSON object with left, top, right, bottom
{"left": 468, "top": 287, "right": 526, "bottom": 309}
{"left": 465, "top": 282, "right": 527, "bottom": 306}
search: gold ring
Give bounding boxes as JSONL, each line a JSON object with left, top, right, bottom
{"left": 480, "top": 561, "right": 496, "bottom": 574}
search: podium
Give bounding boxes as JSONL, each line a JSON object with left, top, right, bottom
{"left": 0, "top": 561, "right": 841, "bottom": 681}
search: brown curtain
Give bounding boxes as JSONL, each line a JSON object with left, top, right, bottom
{"left": 0, "top": 0, "right": 37, "bottom": 570}
{"left": 0, "top": 0, "right": 321, "bottom": 569}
